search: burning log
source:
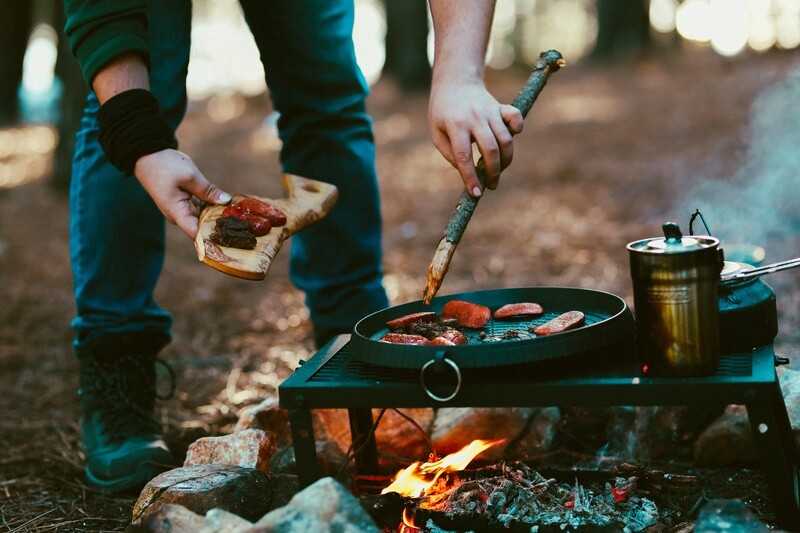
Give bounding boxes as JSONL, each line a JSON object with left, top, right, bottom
{"left": 406, "top": 462, "right": 663, "bottom": 532}
{"left": 358, "top": 490, "right": 414, "bottom": 531}
{"left": 611, "top": 463, "right": 697, "bottom": 493}
{"left": 363, "top": 438, "right": 681, "bottom": 532}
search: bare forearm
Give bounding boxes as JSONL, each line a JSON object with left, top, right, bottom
{"left": 426, "top": 0, "right": 522, "bottom": 196}
{"left": 428, "top": 0, "right": 496, "bottom": 85}
{"left": 92, "top": 51, "right": 150, "bottom": 103}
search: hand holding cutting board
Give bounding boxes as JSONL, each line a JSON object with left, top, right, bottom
{"left": 194, "top": 173, "right": 338, "bottom": 280}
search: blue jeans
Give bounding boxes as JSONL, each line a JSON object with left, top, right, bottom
{"left": 70, "top": 0, "right": 388, "bottom": 353}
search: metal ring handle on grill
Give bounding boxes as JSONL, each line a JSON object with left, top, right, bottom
{"left": 420, "top": 351, "right": 462, "bottom": 402}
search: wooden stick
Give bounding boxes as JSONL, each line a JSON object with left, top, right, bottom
{"left": 422, "top": 50, "right": 565, "bottom": 304}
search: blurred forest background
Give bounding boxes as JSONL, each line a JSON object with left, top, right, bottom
{"left": 4, "top": 1, "right": 800, "bottom": 531}
{"left": 3, "top": 0, "right": 800, "bottom": 193}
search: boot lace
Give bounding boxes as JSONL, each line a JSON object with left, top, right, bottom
{"left": 80, "top": 354, "right": 176, "bottom": 443}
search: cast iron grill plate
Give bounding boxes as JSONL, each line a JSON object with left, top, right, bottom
{"left": 350, "top": 287, "right": 636, "bottom": 369}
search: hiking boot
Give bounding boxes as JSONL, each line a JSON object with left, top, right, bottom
{"left": 78, "top": 340, "right": 175, "bottom": 493}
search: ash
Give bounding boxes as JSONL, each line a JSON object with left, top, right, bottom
{"left": 417, "top": 462, "right": 660, "bottom": 532}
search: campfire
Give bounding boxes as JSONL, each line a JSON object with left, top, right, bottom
{"left": 278, "top": 272, "right": 798, "bottom": 531}
{"left": 375, "top": 439, "right": 671, "bottom": 532}
{"left": 382, "top": 439, "right": 504, "bottom": 499}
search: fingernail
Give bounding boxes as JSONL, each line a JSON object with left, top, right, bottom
{"left": 472, "top": 186, "right": 482, "bottom": 197}
{"left": 219, "top": 192, "right": 232, "bottom": 204}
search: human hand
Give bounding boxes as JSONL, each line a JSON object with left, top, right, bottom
{"left": 428, "top": 80, "right": 524, "bottom": 197}
{"left": 133, "top": 149, "right": 232, "bottom": 238}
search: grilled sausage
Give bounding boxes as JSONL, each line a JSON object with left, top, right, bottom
{"left": 238, "top": 197, "right": 288, "bottom": 227}
{"left": 493, "top": 302, "right": 544, "bottom": 320}
{"left": 429, "top": 336, "right": 456, "bottom": 346}
{"left": 440, "top": 300, "right": 491, "bottom": 329}
{"left": 532, "top": 311, "right": 585, "bottom": 336}
{"left": 221, "top": 205, "right": 272, "bottom": 236}
{"left": 378, "top": 333, "right": 430, "bottom": 345}
{"left": 244, "top": 215, "right": 272, "bottom": 236}
{"left": 386, "top": 311, "right": 437, "bottom": 332}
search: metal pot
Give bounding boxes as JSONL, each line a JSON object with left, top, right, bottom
{"left": 629, "top": 216, "right": 800, "bottom": 370}
{"left": 684, "top": 210, "right": 797, "bottom": 354}
{"left": 627, "top": 222, "right": 723, "bottom": 377}
{"left": 715, "top": 254, "right": 800, "bottom": 353}
{"left": 717, "top": 260, "right": 778, "bottom": 354}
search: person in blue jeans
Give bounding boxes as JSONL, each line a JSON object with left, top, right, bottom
{"left": 64, "top": 0, "right": 525, "bottom": 493}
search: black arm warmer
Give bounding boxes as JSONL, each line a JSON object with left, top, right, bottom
{"left": 97, "top": 89, "right": 178, "bottom": 176}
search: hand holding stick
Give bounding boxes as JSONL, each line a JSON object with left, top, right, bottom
{"left": 422, "top": 50, "right": 565, "bottom": 305}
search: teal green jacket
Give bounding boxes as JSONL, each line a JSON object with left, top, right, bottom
{"left": 63, "top": 0, "right": 150, "bottom": 83}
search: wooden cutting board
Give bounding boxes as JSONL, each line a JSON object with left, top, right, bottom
{"left": 194, "top": 173, "right": 338, "bottom": 280}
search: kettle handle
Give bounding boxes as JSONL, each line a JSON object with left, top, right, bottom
{"left": 732, "top": 256, "right": 800, "bottom": 281}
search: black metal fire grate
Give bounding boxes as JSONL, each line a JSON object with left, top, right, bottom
{"left": 298, "top": 339, "right": 755, "bottom": 387}
{"left": 278, "top": 337, "right": 800, "bottom": 530}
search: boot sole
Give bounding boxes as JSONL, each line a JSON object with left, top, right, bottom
{"left": 85, "top": 461, "right": 170, "bottom": 494}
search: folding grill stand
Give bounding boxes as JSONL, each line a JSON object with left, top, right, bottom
{"left": 278, "top": 336, "right": 800, "bottom": 530}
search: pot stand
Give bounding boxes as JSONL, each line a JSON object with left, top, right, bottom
{"left": 278, "top": 336, "right": 800, "bottom": 531}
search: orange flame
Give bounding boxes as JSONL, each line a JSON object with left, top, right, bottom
{"left": 381, "top": 439, "right": 505, "bottom": 498}
{"left": 400, "top": 507, "right": 420, "bottom": 530}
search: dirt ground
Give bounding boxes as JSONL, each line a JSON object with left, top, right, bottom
{"left": 3, "top": 45, "right": 800, "bottom": 532}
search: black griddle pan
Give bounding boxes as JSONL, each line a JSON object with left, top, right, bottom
{"left": 349, "top": 287, "right": 635, "bottom": 369}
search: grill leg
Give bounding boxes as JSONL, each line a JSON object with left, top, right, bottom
{"left": 745, "top": 380, "right": 800, "bottom": 530}
{"left": 288, "top": 408, "right": 320, "bottom": 488}
{"left": 348, "top": 408, "right": 379, "bottom": 475}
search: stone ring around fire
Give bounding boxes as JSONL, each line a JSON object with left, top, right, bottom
{"left": 420, "top": 353, "right": 462, "bottom": 402}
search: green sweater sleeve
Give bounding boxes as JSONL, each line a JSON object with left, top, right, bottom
{"left": 63, "top": 0, "right": 151, "bottom": 84}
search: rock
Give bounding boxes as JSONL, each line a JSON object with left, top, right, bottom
{"left": 269, "top": 407, "right": 437, "bottom": 472}
{"left": 132, "top": 465, "right": 272, "bottom": 524}
{"left": 129, "top": 503, "right": 205, "bottom": 532}
{"left": 693, "top": 405, "right": 759, "bottom": 466}
{"left": 130, "top": 504, "right": 256, "bottom": 533}
{"left": 314, "top": 408, "right": 436, "bottom": 465}
{"left": 298, "top": 409, "right": 346, "bottom": 453}
{"left": 200, "top": 508, "right": 254, "bottom": 532}
{"left": 267, "top": 473, "right": 300, "bottom": 511}
{"left": 235, "top": 397, "right": 293, "bottom": 446}
{"left": 269, "top": 437, "right": 350, "bottom": 478}
{"left": 694, "top": 499, "right": 772, "bottom": 532}
{"left": 250, "top": 477, "right": 381, "bottom": 532}
{"left": 430, "top": 407, "right": 537, "bottom": 462}
{"left": 505, "top": 407, "right": 560, "bottom": 459}
{"left": 184, "top": 428, "right": 277, "bottom": 475}
{"left": 373, "top": 408, "right": 436, "bottom": 462}
{"left": 777, "top": 366, "right": 800, "bottom": 440}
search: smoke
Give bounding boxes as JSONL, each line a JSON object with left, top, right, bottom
{"left": 674, "top": 65, "right": 800, "bottom": 250}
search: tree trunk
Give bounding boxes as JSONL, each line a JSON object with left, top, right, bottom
{"left": 591, "top": 0, "right": 651, "bottom": 62}
{"left": 51, "top": 1, "right": 89, "bottom": 193}
{"left": 0, "top": 2, "right": 34, "bottom": 124}
{"left": 382, "top": 0, "right": 431, "bottom": 92}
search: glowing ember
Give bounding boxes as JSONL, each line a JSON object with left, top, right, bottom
{"left": 381, "top": 439, "right": 505, "bottom": 498}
